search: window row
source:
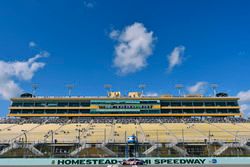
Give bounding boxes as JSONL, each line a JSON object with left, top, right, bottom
{"left": 160, "top": 101, "right": 238, "bottom": 107}
{"left": 10, "top": 109, "right": 90, "bottom": 114}
{"left": 10, "top": 109, "right": 161, "bottom": 114}
{"left": 12, "top": 101, "right": 90, "bottom": 107}
{"left": 90, "top": 110, "right": 160, "bottom": 114}
{"left": 10, "top": 109, "right": 239, "bottom": 114}
{"left": 161, "top": 109, "right": 240, "bottom": 113}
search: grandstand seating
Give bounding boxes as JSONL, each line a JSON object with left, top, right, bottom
{"left": 0, "top": 118, "right": 249, "bottom": 144}
{"left": 27, "top": 124, "right": 62, "bottom": 143}
{"left": 0, "top": 124, "right": 38, "bottom": 143}
{"left": 112, "top": 123, "right": 139, "bottom": 143}
{"left": 85, "top": 123, "right": 112, "bottom": 143}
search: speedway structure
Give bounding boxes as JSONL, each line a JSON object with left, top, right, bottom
{"left": 0, "top": 91, "right": 250, "bottom": 158}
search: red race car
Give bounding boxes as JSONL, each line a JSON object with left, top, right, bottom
{"left": 121, "top": 159, "right": 145, "bottom": 165}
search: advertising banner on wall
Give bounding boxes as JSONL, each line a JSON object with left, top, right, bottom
{"left": 0, "top": 157, "right": 249, "bottom": 166}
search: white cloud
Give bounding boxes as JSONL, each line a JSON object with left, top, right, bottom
{"left": 239, "top": 103, "right": 250, "bottom": 118}
{"left": 83, "top": 0, "right": 95, "bottom": 8}
{"left": 109, "top": 30, "right": 120, "bottom": 40}
{"left": 29, "top": 41, "right": 37, "bottom": 48}
{"left": 144, "top": 92, "right": 158, "bottom": 97}
{"left": 237, "top": 90, "right": 250, "bottom": 102}
{"left": 0, "top": 80, "right": 22, "bottom": 101}
{"left": 110, "top": 22, "right": 155, "bottom": 75}
{"left": 237, "top": 90, "right": 250, "bottom": 117}
{"left": 240, "top": 104, "right": 250, "bottom": 112}
{"left": 167, "top": 46, "right": 185, "bottom": 72}
{"left": 187, "top": 82, "right": 208, "bottom": 94}
{"left": 0, "top": 43, "right": 48, "bottom": 100}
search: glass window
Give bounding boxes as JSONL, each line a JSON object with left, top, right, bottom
{"left": 12, "top": 103, "right": 23, "bottom": 107}
{"left": 34, "top": 109, "right": 44, "bottom": 114}
{"left": 206, "top": 109, "right": 217, "bottom": 113}
{"left": 183, "top": 109, "right": 193, "bottom": 113}
{"left": 182, "top": 102, "right": 193, "bottom": 106}
{"left": 171, "top": 102, "right": 181, "bottom": 106}
{"left": 141, "top": 110, "right": 159, "bottom": 113}
{"left": 228, "top": 109, "right": 239, "bottom": 113}
{"left": 69, "top": 102, "right": 79, "bottom": 107}
{"left": 58, "top": 102, "right": 68, "bottom": 107}
{"left": 10, "top": 109, "right": 21, "bottom": 113}
{"left": 79, "top": 109, "right": 90, "bottom": 113}
{"left": 161, "top": 101, "right": 170, "bottom": 106}
{"left": 146, "top": 110, "right": 160, "bottom": 113}
{"left": 161, "top": 109, "right": 171, "bottom": 113}
{"left": 57, "top": 109, "right": 67, "bottom": 114}
{"left": 227, "top": 101, "right": 238, "bottom": 106}
{"left": 216, "top": 102, "right": 226, "bottom": 106}
{"left": 68, "top": 110, "right": 79, "bottom": 114}
{"left": 193, "top": 102, "right": 204, "bottom": 106}
{"left": 47, "top": 102, "right": 57, "bottom": 107}
{"left": 217, "top": 109, "right": 228, "bottom": 113}
{"left": 22, "top": 109, "right": 33, "bottom": 113}
{"left": 80, "top": 102, "right": 90, "bottom": 107}
{"left": 194, "top": 109, "right": 205, "bottom": 113}
{"left": 35, "top": 102, "right": 46, "bottom": 107}
{"left": 45, "top": 109, "right": 56, "bottom": 114}
{"left": 23, "top": 103, "right": 34, "bottom": 107}
{"left": 172, "top": 109, "right": 182, "bottom": 113}
{"left": 205, "top": 102, "right": 215, "bottom": 106}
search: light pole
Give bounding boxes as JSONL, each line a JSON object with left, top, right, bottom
{"left": 208, "top": 130, "right": 211, "bottom": 144}
{"left": 139, "top": 84, "right": 146, "bottom": 96}
{"left": 104, "top": 128, "right": 106, "bottom": 143}
{"left": 175, "top": 84, "right": 183, "bottom": 96}
{"left": 211, "top": 84, "right": 218, "bottom": 97}
{"left": 156, "top": 130, "right": 159, "bottom": 157}
{"left": 66, "top": 84, "right": 75, "bottom": 97}
{"left": 49, "top": 130, "right": 54, "bottom": 158}
{"left": 21, "top": 130, "right": 27, "bottom": 158}
{"left": 104, "top": 84, "right": 112, "bottom": 95}
{"left": 182, "top": 129, "right": 185, "bottom": 150}
{"left": 75, "top": 128, "right": 84, "bottom": 157}
{"left": 125, "top": 131, "right": 128, "bottom": 158}
{"left": 32, "top": 84, "right": 39, "bottom": 97}
{"left": 235, "top": 130, "right": 239, "bottom": 142}
{"left": 207, "top": 130, "right": 212, "bottom": 156}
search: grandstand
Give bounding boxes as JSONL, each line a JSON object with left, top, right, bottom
{"left": 0, "top": 91, "right": 249, "bottom": 158}
{"left": 0, "top": 117, "right": 249, "bottom": 158}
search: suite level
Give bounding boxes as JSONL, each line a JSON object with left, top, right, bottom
{"left": 8, "top": 92, "right": 241, "bottom": 117}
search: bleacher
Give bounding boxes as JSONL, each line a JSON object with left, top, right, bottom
{"left": 0, "top": 117, "right": 249, "bottom": 144}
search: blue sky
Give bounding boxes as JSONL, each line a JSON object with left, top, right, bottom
{"left": 0, "top": 0, "right": 250, "bottom": 117}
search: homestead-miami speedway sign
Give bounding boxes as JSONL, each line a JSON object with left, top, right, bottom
{"left": 54, "top": 158, "right": 207, "bottom": 165}
{"left": 0, "top": 157, "right": 249, "bottom": 165}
